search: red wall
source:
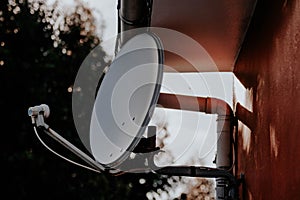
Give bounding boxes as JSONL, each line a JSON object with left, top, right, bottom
{"left": 234, "top": 1, "right": 300, "bottom": 199}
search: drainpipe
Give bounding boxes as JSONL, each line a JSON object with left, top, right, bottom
{"left": 157, "top": 93, "right": 234, "bottom": 199}
{"left": 117, "top": 0, "right": 150, "bottom": 49}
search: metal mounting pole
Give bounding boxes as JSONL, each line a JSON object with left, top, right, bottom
{"left": 31, "top": 113, "right": 104, "bottom": 172}
{"left": 42, "top": 127, "right": 104, "bottom": 171}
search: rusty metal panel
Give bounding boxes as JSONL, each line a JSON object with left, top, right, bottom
{"left": 234, "top": 1, "right": 300, "bottom": 199}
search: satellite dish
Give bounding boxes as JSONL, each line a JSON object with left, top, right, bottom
{"left": 28, "top": 28, "right": 238, "bottom": 199}
{"left": 90, "top": 32, "right": 164, "bottom": 168}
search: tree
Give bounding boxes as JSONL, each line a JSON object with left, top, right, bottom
{"left": 0, "top": 0, "right": 168, "bottom": 199}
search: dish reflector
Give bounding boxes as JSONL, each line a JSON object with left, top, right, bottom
{"left": 90, "top": 33, "right": 163, "bottom": 168}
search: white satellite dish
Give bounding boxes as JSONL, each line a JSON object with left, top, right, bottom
{"left": 28, "top": 30, "right": 238, "bottom": 199}
{"left": 90, "top": 33, "right": 163, "bottom": 168}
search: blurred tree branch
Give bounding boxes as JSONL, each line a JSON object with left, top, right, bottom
{"left": 0, "top": 1, "right": 167, "bottom": 199}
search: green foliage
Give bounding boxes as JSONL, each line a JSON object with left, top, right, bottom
{"left": 0, "top": 0, "right": 168, "bottom": 199}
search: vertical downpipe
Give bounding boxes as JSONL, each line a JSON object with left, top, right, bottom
{"left": 216, "top": 115, "right": 233, "bottom": 200}
{"left": 119, "top": 0, "right": 149, "bottom": 47}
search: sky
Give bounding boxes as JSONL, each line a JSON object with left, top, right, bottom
{"left": 47, "top": 0, "right": 117, "bottom": 41}
{"left": 46, "top": 0, "right": 117, "bottom": 55}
